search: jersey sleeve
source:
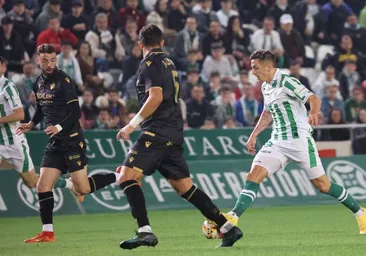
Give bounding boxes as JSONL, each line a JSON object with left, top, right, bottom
{"left": 63, "top": 75, "right": 79, "bottom": 104}
{"left": 4, "top": 82, "right": 22, "bottom": 110}
{"left": 283, "top": 76, "right": 313, "bottom": 104}
{"left": 143, "top": 60, "right": 165, "bottom": 92}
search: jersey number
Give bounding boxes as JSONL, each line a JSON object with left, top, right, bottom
{"left": 171, "top": 71, "right": 180, "bottom": 104}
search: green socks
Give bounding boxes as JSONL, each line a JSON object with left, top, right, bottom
{"left": 53, "top": 178, "right": 72, "bottom": 189}
{"left": 232, "top": 181, "right": 260, "bottom": 217}
{"left": 326, "top": 183, "right": 362, "bottom": 215}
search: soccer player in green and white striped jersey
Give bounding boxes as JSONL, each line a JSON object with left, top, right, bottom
{"left": 219, "top": 50, "right": 366, "bottom": 247}
{"left": 0, "top": 57, "right": 79, "bottom": 195}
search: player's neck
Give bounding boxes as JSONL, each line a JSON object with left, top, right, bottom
{"left": 143, "top": 45, "right": 162, "bottom": 58}
{"left": 265, "top": 69, "right": 277, "bottom": 83}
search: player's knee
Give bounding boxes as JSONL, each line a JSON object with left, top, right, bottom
{"left": 246, "top": 168, "right": 267, "bottom": 183}
{"left": 118, "top": 167, "right": 141, "bottom": 184}
{"left": 315, "top": 181, "right": 330, "bottom": 193}
{"left": 36, "top": 180, "right": 52, "bottom": 192}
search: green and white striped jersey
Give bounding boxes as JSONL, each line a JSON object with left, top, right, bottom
{"left": 262, "top": 69, "right": 313, "bottom": 141}
{"left": 0, "top": 75, "right": 24, "bottom": 145}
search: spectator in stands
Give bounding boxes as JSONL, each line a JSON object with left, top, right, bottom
{"left": 121, "top": 43, "right": 141, "bottom": 86}
{"left": 205, "top": 71, "right": 221, "bottom": 102}
{"left": 213, "top": 84, "right": 236, "bottom": 128}
{"left": 146, "top": 0, "right": 168, "bottom": 32}
{"left": 312, "top": 112, "right": 331, "bottom": 141}
{"left": 57, "top": 41, "right": 84, "bottom": 95}
{"left": 35, "top": 0, "right": 62, "bottom": 32}
{"left": 222, "top": 117, "right": 237, "bottom": 129}
{"left": 343, "top": 14, "right": 366, "bottom": 54}
{"left": 37, "top": 17, "right": 78, "bottom": 54}
{"left": 186, "top": 49, "right": 201, "bottom": 73}
{"left": 278, "top": 14, "right": 306, "bottom": 68}
{"left": 92, "top": 0, "right": 119, "bottom": 31}
{"left": 268, "top": 0, "right": 291, "bottom": 28}
{"left": 185, "top": 84, "right": 214, "bottom": 128}
{"left": 118, "top": 0, "right": 146, "bottom": 31}
{"left": 108, "top": 88, "right": 127, "bottom": 127}
{"left": 202, "top": 20, "right": 223, "bottom": 57}
{"left": 327, "top": 108, "right": 350, "bottom": 141}
{"left": 201, "top": 42, "right": 233, "bottom": 82}
{"left": 345, "top": 87, "right": 366, "bottom": 122}
{"left": 167, "top": 0, "right": 187, "bottom": 32}
{"left": 251, "top": 16, "right": 284, "bottom": 61}
{"left": 200, "top": 117, "right": 216, "bottom": 129}
{"left": 80, "top": 89, "right": 99, "bottom": 129}
{"left": 61, "top": 0, "right": 91, "bottom": 41}
{"left": 0, "top": 16, "right": 26, "bottom": 74}
{"left": 76, "top": 41, "right": 104, "bottom": 96}
{"left": 193, "top": 0, "right": 218, "bottom": 34}
{"left": 7, "top": 0, "right": 38, "bottom": 57}
{"left": 216, "top": 0, "right": 238, "bottom": 28}
{"left": 223, "top": 15, "right": 250, "bottom": 70}
{"left": 93, "top": 108, "right": 119, "bottom": 129}
{"left": 289, "top": 59, "right": 311, "bottom": 91}
{"left": 320, "top": 0, "right": 353, "bottom": 45}
{"left": 181, "top": 66, "right": 207, "bottom": 100}
{"left": 313, "top": 65, "right": 342, "bottom": 99}
{"left": 16, "top": 61, "right": 36, "bottom": 105}
{"left": 120, "top": 19, "right": 139, "bottom": 56}
{"left": 123, "top": 74, "right": 138, "bottom": 101}
{"left": 321, "top": 84, "right": 346, "bottom": 122}
{"left": 24, "top": 92, "right": 44, "bottom": 130}
{"left": 236, "top": 0, "right": 268, "bottom": 25}
{"left": 174, "top": 16, "right": 202, "bottom": 69}
{"left": 291, "top": 0, "right": 320, "bottom": 43}
{"left": 85, "top": 13, "right": 125, "bottom": 67}
{"left": 352, "top": 108, "right": 366, "bottom": 154}
{"left": 235, "top": 83, "right": 263, "bottom": 127}
{"left": 234, "top": 70, "right": 250, "bottom": 100}
{"left": 338, "top": 60, "right": 361, "bottom": 100}
{"left": 24, "top": 0, "right": 39, "bottom": 17}
{"left": 0, "top": 0, "right": 5, "bottom": 22}
{"left": 322, "top": 34, "right": 365, "bottom": 79}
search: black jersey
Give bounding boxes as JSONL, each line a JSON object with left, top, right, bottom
{"left": 33, "top": 69, "right": 82, "bottom": 140}
{"left": 136, "top": 48, "right": 184, "bottom": 144}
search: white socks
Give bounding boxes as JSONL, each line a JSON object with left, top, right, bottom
{"left": 113, "top": 172, "right": 121, "bottom": 185}
{"left": 65, "top": 179, "right": 73, "bottom": 190}
{"left": 42, "top": 224, "right": 53, "bottom": 232}
{"left": 138, "top": 225, "right": 152, "bottom": 233}
{"left": 355, "top": 208, "right": 365, "bottom": 218}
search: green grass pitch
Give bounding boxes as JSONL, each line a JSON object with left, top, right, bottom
{"left": 1, "top": 205, "right": 365, "bottom": 256}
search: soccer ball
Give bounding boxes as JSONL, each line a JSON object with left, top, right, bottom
{"left": 202, "top": 219, "right": 221, "bottom": 239}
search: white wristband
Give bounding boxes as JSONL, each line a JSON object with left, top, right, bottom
{"left": 55, "top": 124, "right": 63, "bottom": 132}
{"left": 129, "top": 114, "right": 144, "bottom": 128}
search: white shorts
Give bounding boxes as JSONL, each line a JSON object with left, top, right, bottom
{"left": 252, "top": 137, "right": 325, "bottom": 180}
{"left": 0, "top": 139, "right": 34, "bottom": 173}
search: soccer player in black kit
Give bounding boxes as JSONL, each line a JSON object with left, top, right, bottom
{"left": 116, "top": 24, "right": 243, "bottom": 249}
{"left": 17, "top": 44, "right": 120, "bottom": 243}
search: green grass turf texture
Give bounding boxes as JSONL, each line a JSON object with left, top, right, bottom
{"left": 0, "top": 204, "right": 365, "bottom": 256}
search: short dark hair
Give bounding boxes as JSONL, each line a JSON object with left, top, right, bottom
{"left": 264, "top": 16, "right": 275, "bottom": 22}
{"left": 61, "top": 40, "right": 73, "bottom": 47}
{"left": 239, "top": 70, "right": 248, "bottom": 76}
{"left": 187, "top": 48, "right": 199, "bottom": 55}
{"left": 98, "top": 108, "right": 110, "bottom": 114}
{"left": 250, "top": 50, "right": 277, "bottom": 66}
{"left": 210, "top": 71, "right": 220, "bottom": 78}
{"left": 220, "top": 84, "right": 232, "bottom": 93}
{"left": 139, "top": 24, "right": 163, "bottom": 47}
{"left": 0, "top": 56, "right": 8, "bottom": 65}
{"left": 108, "top": 88, "right": 119, "bottom": 94}
{"left": 37, "top": 44, "right": 57, "bottom": 55}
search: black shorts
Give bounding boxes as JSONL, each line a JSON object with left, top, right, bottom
{"left": 122, "top": 131, "right": 190, "bottom": 180}
{"left": 41, "top": 135, "right": 88, "bottom": 174}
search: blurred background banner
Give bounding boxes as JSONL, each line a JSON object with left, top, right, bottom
{"left": 1, "top": 129, "right": 365, "bottom": 217}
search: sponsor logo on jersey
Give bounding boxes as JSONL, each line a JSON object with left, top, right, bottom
{"left": 17, "top": 179, "right": 63, "bottom": 212}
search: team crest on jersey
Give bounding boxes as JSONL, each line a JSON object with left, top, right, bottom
{"left": 79, "top": 142, "right": 83, "bottom": 148}
{"left": 77, "top": 161, "right": 81, "bottom": 166}
{"left": 65, "top": 77, "right": 70, "bottom": 83}
{"left": 145, "top": 141, "right": 151, "bottom": 148}
{"left": 145, "top": 60, "right": 152, "bottom": 67}
{"left": 50, "top": 83, "right": 55, "bottom": 90}
{"left": 129, "top": 157, "right": 134, "bottom": 163}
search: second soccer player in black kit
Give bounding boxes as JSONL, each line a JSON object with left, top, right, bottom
{"left": 17, "top": 44, "right": 119, "bottom": 243}
{"left": 116, "top": 25, "right": 243, "bottom": 249}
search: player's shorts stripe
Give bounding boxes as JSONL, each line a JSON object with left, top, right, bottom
{"left": 274, "top": 104, "right": 287, "bottom": 140}
{"left": 241, "top": 189, "right": 256, "bottom": 199}
{"left": 0, "top": 104, "right": 14, "bottom": 144}
{"left": 307, "top": 137, "right": 317, "bottom": 168}
{"left": 268, "top": 105, "right": 279, "bottom": 140}
{"left": 283, "top": 101, "right": 299, "bottom": 139}
{"left": 67, "top": 99, "right": 79, "bottom": 104}
{"left": 240, "top": 192, "right": 254, "bottom": 201}
{"left": 339, "top": 191, "right": 349, "bottom": 203}
{"left": 337, "top": 188, "right": 347, "bottom": 201}
{"left": 22, "top": 142, "right": 29, "bottom": 172}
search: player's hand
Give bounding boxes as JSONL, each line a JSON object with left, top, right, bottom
{"left": 44, "top": 125, "right": 60, "bottom": 138}
{"left": 246, "top": 135, "right": 257, "bottom": 156}
{"left": 116, "top": 124, "right": 135, "bottom": 141}
{"left": 16, "top": 122, "right": 34, "bottom": 135}
{"left": 308, "top": 112, "right": 319, "bottom": 126}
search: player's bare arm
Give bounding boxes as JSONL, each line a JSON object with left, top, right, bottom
{"left": 0, "top": 108, "right": 24, "bottom": 124}
{"left": 246, "top": 110, "right": 272, "bottom": 155}
{"left": 117, "top": 87, "right": 163, "bottom": 140}
{"left": 307, "top": 94, "right": 322, "bottom": 126}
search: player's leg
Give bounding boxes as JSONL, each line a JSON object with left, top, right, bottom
{"left": 24, "top": 167, "right": 60, "bottom": 243}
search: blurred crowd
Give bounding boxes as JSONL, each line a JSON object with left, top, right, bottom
{"left": 1, "top": 0, "right": 366, "bottom": 152}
